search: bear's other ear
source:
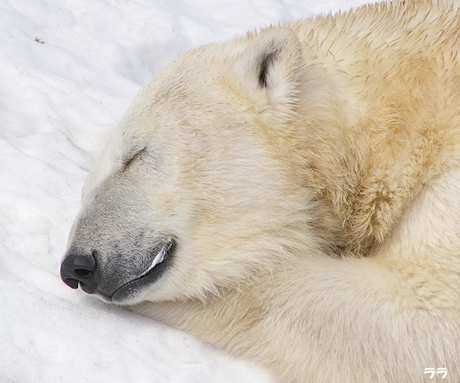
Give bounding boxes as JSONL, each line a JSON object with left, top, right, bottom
{"left": 234, "top": 27, "right": 303, "bottom": 116}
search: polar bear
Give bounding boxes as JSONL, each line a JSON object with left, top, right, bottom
{"left": 61, "top": 1, "right": 460, "bottom": 382}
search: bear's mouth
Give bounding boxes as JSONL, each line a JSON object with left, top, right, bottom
{"left": 107, "top": 237, "right": 176, "bottom": 303}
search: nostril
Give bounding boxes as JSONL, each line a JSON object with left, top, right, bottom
{"left": 73, "top": 252, "right": 97, "bottom": 272}
{"left": 75, "top": 268, "right": 92, "bottom": 278}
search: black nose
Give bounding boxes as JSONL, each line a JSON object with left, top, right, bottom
{"left": 60, "top": 251, "right": 99, "bottom": 294}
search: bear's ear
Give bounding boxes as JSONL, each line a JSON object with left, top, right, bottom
{"left": 234, "top": 27, "right": 302, "bottom": 117}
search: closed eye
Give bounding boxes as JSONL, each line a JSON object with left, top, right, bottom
{"left": 122, "top": 147, "right": 147, "bottom": 171}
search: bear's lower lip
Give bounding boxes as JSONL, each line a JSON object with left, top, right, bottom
{"left": 107, "top": 238, "right": 176, "bottom": 303}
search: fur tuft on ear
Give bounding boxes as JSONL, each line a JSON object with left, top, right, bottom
{"left": 234, "top": 27, "right": 303, "bottom": 117}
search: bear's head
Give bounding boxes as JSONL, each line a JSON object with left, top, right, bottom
{"left": 61, "top": 28, "right": 327, "bottom": 304}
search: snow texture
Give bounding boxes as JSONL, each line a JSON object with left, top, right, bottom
{"left": 0, "top": 0, "right": 370, "bottom": 382}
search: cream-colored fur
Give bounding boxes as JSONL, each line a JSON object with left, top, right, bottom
{"left": 65, "top": 1, "right": 460, "bottom": 382}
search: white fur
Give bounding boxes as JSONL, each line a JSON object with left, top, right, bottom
{"left": 66, "top": 1, "right": 460, "bottom": 382}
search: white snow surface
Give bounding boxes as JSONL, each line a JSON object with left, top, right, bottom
{"left": 0, "top": 0, "right": 370, "bottom": 382}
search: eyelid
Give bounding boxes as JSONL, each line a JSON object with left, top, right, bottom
{"left": 122, "top": 147, "right": 147, "bottom": 171}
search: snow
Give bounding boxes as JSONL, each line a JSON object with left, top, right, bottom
{"left": 0, "top": 0, "right": 370, "bottom": 381}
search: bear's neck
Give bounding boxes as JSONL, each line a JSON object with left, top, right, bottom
{"left": 132, "top": 253, "right": 452, "bottom": 382}
{"left": 288, "top": 41, "right": 460, "bottom": 256}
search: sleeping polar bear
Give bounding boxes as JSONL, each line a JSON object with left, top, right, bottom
{"left": 61, "top": 1, "right": 460, "bottom": 381}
